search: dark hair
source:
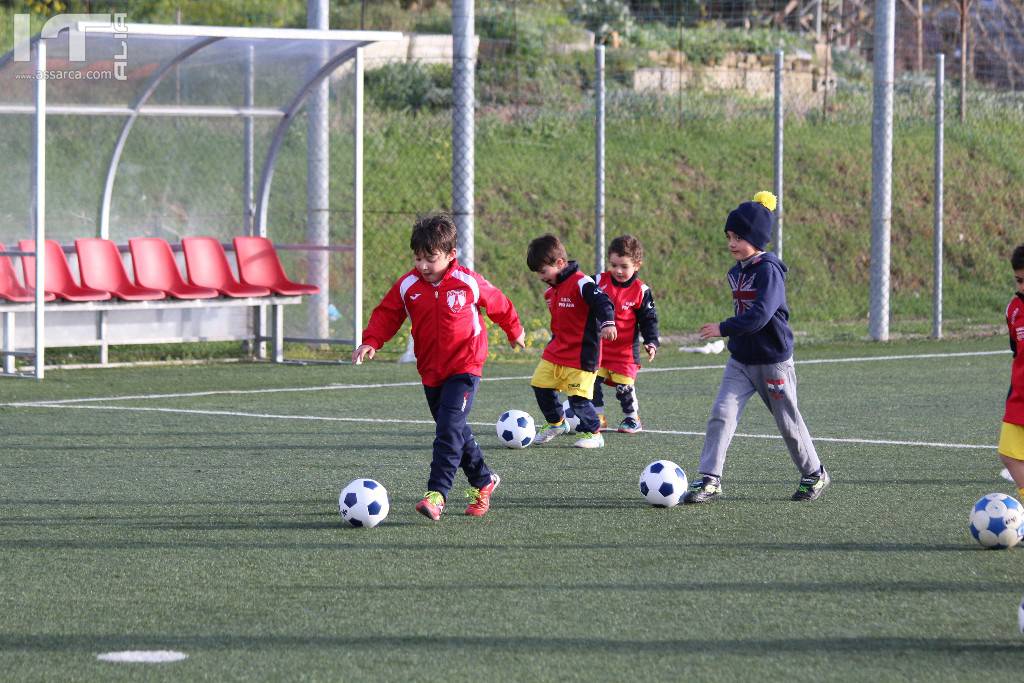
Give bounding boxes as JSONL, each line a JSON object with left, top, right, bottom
{"left": 410, "top": 213, "right": 457, "bottom": 256}
{"left": 1012, "top": 245, "right": 1024, "bottom": 271}
{"left": 608, "top": 234, "right": 643, "bottom": 266}
{"left": 527, "top": 234, "right": 568, "bottom": 272}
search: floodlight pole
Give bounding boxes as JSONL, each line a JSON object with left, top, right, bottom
{"left": 452, "top": 0, "right": 475, "bottom": 269}
{"left": 33, "top": 39, "right": 47, "bottom": 380}
{"left": 869, "top": 0, "right": 895, "bottom": 342}
{"left": 307, "top": 0, "right": 331, "bottom": 343}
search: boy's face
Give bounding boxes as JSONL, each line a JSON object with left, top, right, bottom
{"left": 1015, "top": 269, "right": 1024, "bottom": 295}
{"left": 534, "top": 258, "right": 567, "bottom": 287}
{"left": 414, "top": 248, "right": 456, "bottom": 284}
{"left": 726, "top": 230, "right": 759, "bottom": 261}
{"left": 608, "top": 252, "right": 639, "bottom": 283}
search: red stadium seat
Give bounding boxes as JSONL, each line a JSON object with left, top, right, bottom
{"left": 75, "top": 238, "right": 165, "bottom": 301}
{"left": 233, "top": 236, "right": 319, "bottom": 296}
{"left": 18, "top": 239, "right": 111, "bottom": 302}
{"left": 181, "top": 237, "right": 271, "bottom": 298}
{"left": 128, "top": 238, "right": 219, "bottom": 300}
{"left": 0, "top": 242, "right": 54, "bottom": 302}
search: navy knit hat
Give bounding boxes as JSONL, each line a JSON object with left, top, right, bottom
{"left": 724, "top": 191, "right": 777, "bottom": 250}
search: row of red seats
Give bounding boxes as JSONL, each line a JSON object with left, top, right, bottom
{"left": 0, "top": 236, "right": 319, "bottom": 303}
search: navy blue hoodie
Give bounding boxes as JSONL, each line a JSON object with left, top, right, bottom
{"left": 718, "top": 251, "right": 793, "bottom": 364}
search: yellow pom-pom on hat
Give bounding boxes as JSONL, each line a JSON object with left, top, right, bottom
{"left": 752, "top": 191, "right": 777, "bottom": 212}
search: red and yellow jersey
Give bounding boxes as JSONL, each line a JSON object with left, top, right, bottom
{"left": 362, "top": 261, "right": 523, "bottom": 387}
{"left": 1005, "top": 294, "right": 1024, "bottom": 424}
{"left": 541, "top": 261, "right": 615, "bottom": 372}
{"left": 594, "top": 271, "right": 660, "bottom": 378}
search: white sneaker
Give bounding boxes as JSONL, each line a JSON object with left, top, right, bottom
{"left": 573, "top": 431, "right": 604, "bottom": 448}
{"left": 534, "top": 421, "right": 569, "bottom": 445}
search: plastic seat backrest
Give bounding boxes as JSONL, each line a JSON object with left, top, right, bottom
{"left": 129, "top": 237, "right": 188, "bottom": 290}
{"left": 233, "top": 236, "right": 290, "bottom": 288}
{"left": 75, "top": 238, "right": 137, "bottom": 292}
{"left": 182, "top": 236, "right": 239, "bottom": 289}
{"left": 0, "top": 242, "right": 45, "bottom": 301}
{"left": 18, "top": 239, "right": 81, "bottom": 293}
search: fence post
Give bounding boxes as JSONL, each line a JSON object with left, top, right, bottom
{"left": 869, "top": 0, "right": 895, "bottom": 342}
{"left": 595, "top": 44, "right": 606, "bottom": 275}
{"left": 933, "top": 53, "right": 944, "bottom": 340}
{"left": 773, "top": 48, "right": 784, "bottom": 260}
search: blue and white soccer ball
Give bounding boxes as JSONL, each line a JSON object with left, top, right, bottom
{"left": 1019, "top": 597, "right": 1024, "bottom": 634}
{"left": 338, "top": 478, "right": 390, "bottom": 528}
{"left": 560, "top": 399, "right": 581, "bottom": 433}
{"left": 968, "top": 492, "right": 1024, "bottom": 549}
{"left": 639, "top": 460, "right": 688, "bottom": 508}
{"left": 496, "top": 409, "right": 535, "bottom": 449}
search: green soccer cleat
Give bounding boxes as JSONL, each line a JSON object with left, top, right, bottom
{"left": 534, "top": 420, "right": 570, "bottom": 444}
{"left": 573, "top": 431, "right": 605, "bottom": 448}
{"left": 617, "top": 416, "right": 642, "bottom": 434}
{"left": 682, "top": 475, "right": 723, "bottom": 504}
{"left": 792, "top": 467, "right": 830, "bottom": 502}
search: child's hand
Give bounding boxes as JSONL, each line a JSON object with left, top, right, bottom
{"left": 644, "top": 344, "right": 657, "bottom": 362}
{"left": 510, "top": 332, "right": 526, "bottom": 351}
{"left": 699, "top": 323, "right": 721, "bottom": 340}
{"left": 351, "top": 344, "right": 376, "bottom": 365}
{"left": 600, "top": 325, "right": 618, "bottom": 341}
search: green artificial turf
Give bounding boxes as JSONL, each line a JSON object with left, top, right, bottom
{"left": 2, "top": 337, "right": 1023, "bottom": 681}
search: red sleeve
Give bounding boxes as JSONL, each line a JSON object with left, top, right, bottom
{"left": 362, "top": 279, "right": 407, "bottom": 350}
{"left": 475, "top": 273, "right": 524, "bottom": 343}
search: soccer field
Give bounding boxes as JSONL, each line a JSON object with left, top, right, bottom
{"left": 2, "top": 337, "right": 1023, "bottom": 681}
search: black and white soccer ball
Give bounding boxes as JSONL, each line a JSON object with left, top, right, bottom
{"left": 639, "top": 460, "right": 688, "bottom": 508}
{"left": 968, "top": 492, "right": 1024, "bottom": 549}
{"left": 338, "top": 478, "right": 390, "bottom": 528}
{"left": 496, "top": 409, "right": 535, "bottom": 449}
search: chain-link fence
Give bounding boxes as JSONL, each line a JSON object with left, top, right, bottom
{"left": 352, "top": 0, "right": 1024, "bottom": 341}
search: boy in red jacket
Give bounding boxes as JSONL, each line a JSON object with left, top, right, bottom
{"left": 998, "top": 244, "right": 1024, "bottom": 502}
{"left": 352, "top": 213, "right": 525, "bottom": 521}
{"left": 527, "top": 234, "right": 616, "bottom": 448}
{"left": 592, "top": 235, "right": 660, "bottom": 434}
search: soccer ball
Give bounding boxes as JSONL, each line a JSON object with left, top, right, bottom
{"left": 496, "top": 409, "right": 535, "bottom": 449}
{"left": 338, "top": 478, "right": 390, "bottom": 528}
{"left": 968, "top": 492, "right": 1024, "bottom": 549}
{"left": 560, "top": 399, "right": 581, "bottom": 433}
{"left": 639, "top": 460, "right": 688, "bottom": 508}
{"left": 1019, "top": 597, "right": 1024, "bottom": 634}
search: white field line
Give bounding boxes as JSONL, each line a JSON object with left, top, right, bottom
{"left": 13, "top": 402, "right": 995, "bottom": 451}
{"left": 0, "top": 349, "right": 1006, "bottom": 409}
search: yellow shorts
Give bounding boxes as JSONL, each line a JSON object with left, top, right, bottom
{"left": 998, "top": 422, "right": 1024, "bottom": 461}
{"left": 597, "top": 368, "right": 635, "bottom": 386}
{"left": 531, "top": 359, "right": 597, "bottom": 400}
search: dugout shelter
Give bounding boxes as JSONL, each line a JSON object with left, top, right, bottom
{"left": 0, "top": 21, "right": 401, "bottom": 378}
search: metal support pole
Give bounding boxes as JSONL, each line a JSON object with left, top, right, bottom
{"left": 354, "top": 47, "right": 364, "bottom": 348}
{"left": 815, "top": 0, "right": 823, "bottom": 41}
{"left": 595, "top": 44, "right": 606, "bottom": 275}
{"left": 307, "top": 0, "right": 330, "bottom": 344}
{"left": 773, "top": 48, "right": 784, "bottom": 259}
{"left": 452, "top": 0, "right": 475, "bottom": 269}
{"left": 869, "top": 0, "right": 895, "bottom": 342}
{"left": 933, "top": 53, "right": 945, "bottom": 339}
{"left": 245, "top": 42, "right": 266, "bottom": 359}
{"left": 33, "top": 39, "right": 46, "bottom": 380}
{"left": 3, "top": 313, "right": 14, "bottom": 374}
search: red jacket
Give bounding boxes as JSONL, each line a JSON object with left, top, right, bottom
{"left": 542, "top": 261, "right": 615, "bottom": 372}
{"left": 594, "top": 271, "right": 660, "bottom": 378}
{"left": 362, "top": 261, "right": 523, "bottom": 387}
{"left": 1005, "top": 294, "right": 1024, "bottom": 424}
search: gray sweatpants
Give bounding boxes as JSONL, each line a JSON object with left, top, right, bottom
{"left": 698, "top": 356, "right": 821, "bottom": 478}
